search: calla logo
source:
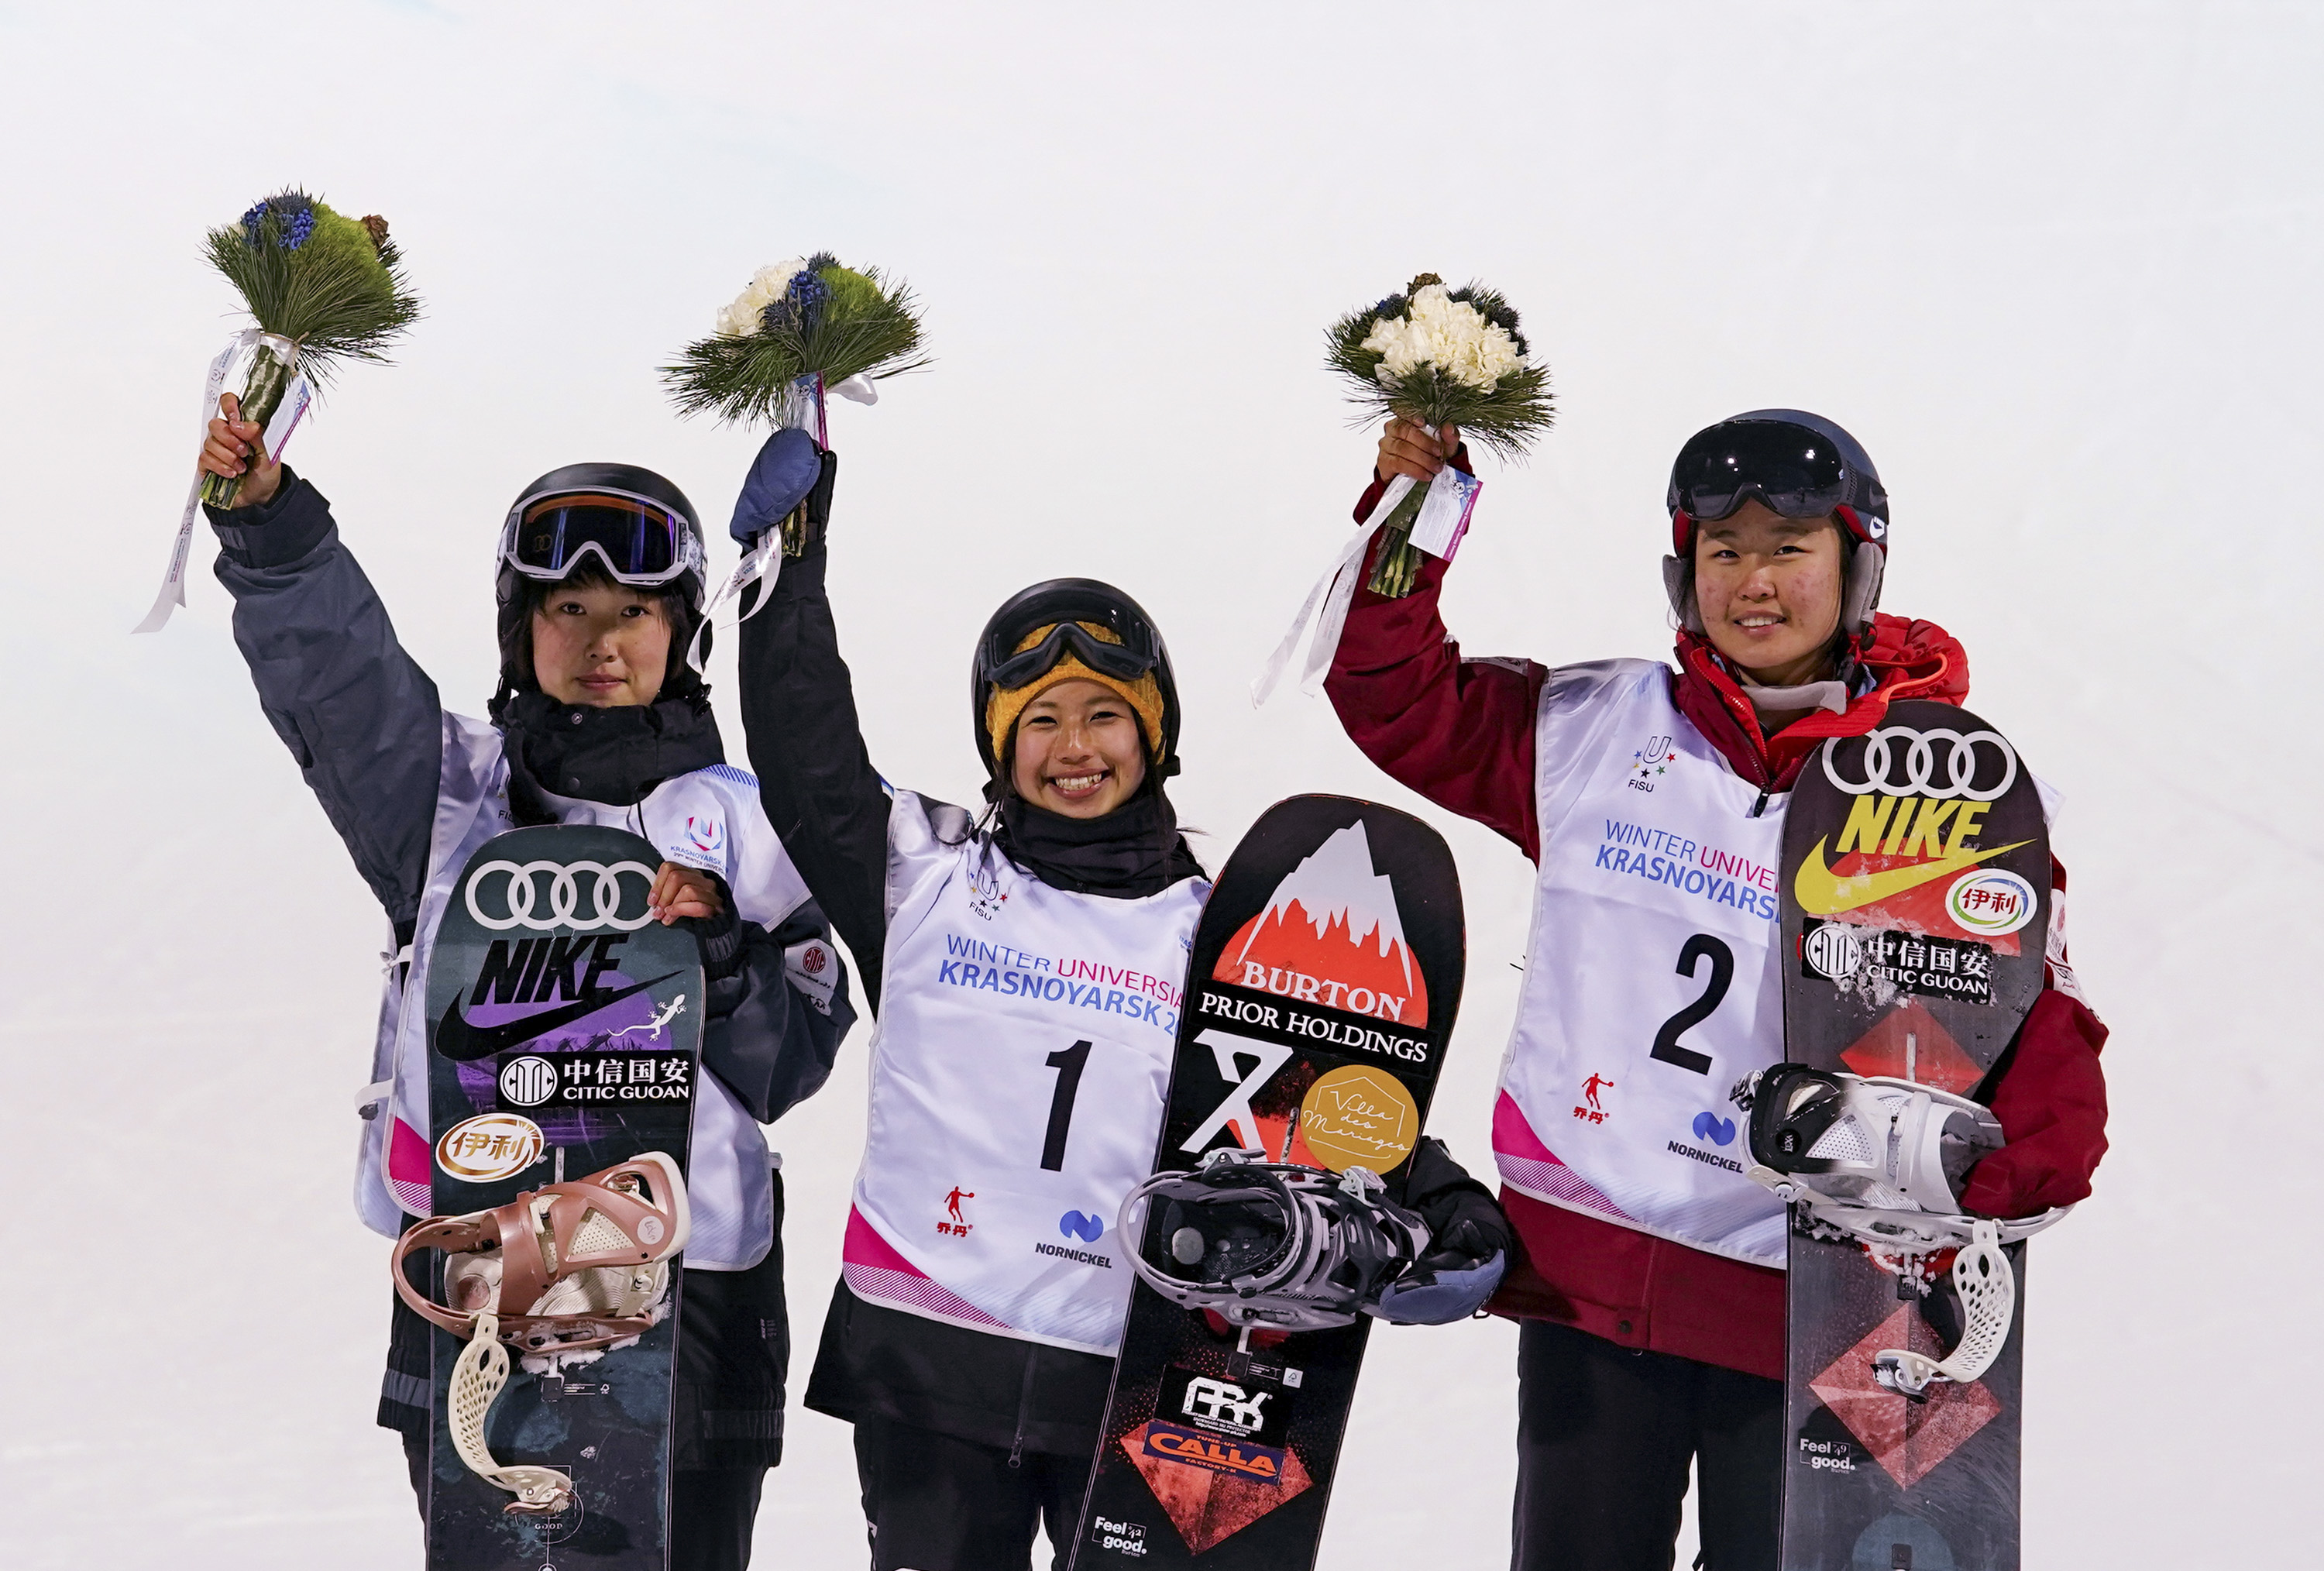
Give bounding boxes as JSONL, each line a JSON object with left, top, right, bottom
{"left": 1691, "top": 1111, "right": 1737, "bottom": 1147}
{"left": 1060, "top": 1210, "right": 1105, "bottom": 1243}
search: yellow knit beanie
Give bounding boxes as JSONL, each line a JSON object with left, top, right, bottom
{"left": 985, "top": 622, "right": 1168, "bottom": 765}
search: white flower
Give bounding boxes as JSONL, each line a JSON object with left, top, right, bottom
{"left": 1363, "top": 283, "right": 1525, "bottom": 393}
{"left": 715, "top": 259, "right": 810, "bottom": 336}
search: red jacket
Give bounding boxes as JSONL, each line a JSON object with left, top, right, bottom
{"left": 1325, "top": 473, "right": 2109, "bottom": 1380}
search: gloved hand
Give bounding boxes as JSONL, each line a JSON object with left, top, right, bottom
{"left": 1370, "top": 1137, "right": 1513, "bottom": 1326}
{"left": 731, "top": 428, "right": 838, "bottom": 548}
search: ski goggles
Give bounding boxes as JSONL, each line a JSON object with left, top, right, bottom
{"left": 980, "top": 606, "right": 1165, "bottom": 692}
{"left": 499, "top": 488, "right": 701, "bottom": 587}
{"left": 1668, "top": 419, "right": 1866, "bottom": 524}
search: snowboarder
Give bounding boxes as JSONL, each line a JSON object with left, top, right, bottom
{"left": 194, "top": 396, "right": 857, "bottom": 1569}
{"left": 728, "top": 432, "right": 1511, "bottom": 1571}
{"left": 1317, "top": 411, "right": 2110, "bottom": 1569}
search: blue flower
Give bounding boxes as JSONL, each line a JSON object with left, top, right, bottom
{"left": 803, "top": 250, "right": 839, "bottom": 273}
{"left": 241, "top": 191, "right": 317, "bottom": 250}
{"left": 761, "top": 266, "right": 831, "bottom": 335}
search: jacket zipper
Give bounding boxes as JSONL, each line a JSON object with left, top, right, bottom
{"left": 1007, "top": 1346, "right": 1039, "bottom": 1468}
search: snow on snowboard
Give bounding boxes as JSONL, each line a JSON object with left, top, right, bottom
{"left": 404, "top": 824, "right": 703, "bottom": 1570}
{"left": 1070, "top": 795, "right": 1465, "bottom": 1571}
{"left": 1768, "top": 703, "right": 2051, "bottom": 1570}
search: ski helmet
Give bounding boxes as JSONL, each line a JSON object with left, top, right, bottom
{"left": 971, "top": 577, "right": 1181, "bottom": 779}
{"left": 496, "top": 462, "right": 708, "bottom": 614}
{"left": 1662, "top": 410, "right": 1888, "bottom": 636}
{"left": 1121, "top": 1149, "right": 1432, "bottom": 1332}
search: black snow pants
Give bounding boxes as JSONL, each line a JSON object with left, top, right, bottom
{"left": 1512, "top": 1321, "right": 1783, "bottom": 1571}
{"left": 851, "top": 1415, "right": 1095, "bottom": 1571}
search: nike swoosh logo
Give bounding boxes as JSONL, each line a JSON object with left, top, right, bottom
{"left": 1793, "top": 837, "right": 2033, "bottom": 916}
{"left": 434, "top": 972, "right": 682, "bottom": 1063}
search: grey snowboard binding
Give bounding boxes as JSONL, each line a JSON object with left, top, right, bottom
{"left": 1733, "top": 1065, "right": 2069, "bottom": 1399}
{"left": 1122, "top": 1148, "right": 1432, "bottom": 1333}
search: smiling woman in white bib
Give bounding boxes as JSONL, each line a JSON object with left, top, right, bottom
{"left": 1320, "top": 409, "right": 2113, "bottom": 1571}
{"left": 729, "top": 432, "right": 1508, "bottom": 1571}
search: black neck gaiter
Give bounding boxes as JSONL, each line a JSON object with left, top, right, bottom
{"left": 498, "top": 690, "right": 727, "bottom": 823}
{"left": 995, "top": 788, "right": 1205, "bottom": 899}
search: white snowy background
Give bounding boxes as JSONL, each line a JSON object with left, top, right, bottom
{"left": 1, "top": 2, "right": 2312, "bottom": 1566}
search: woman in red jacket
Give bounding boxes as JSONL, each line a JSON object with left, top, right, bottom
{"left": 1323, "top": 410, "right": 2108, "bottom": 1571}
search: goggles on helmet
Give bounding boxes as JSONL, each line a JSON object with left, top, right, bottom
{"left": 980, "top": 607, "right": 1165, "bottom": 692}
{"left": 1669, "top": 419, "right": 1858, "bottom": 526}
{"left": 498, "top": 487, "right": 702, "bottom": 589}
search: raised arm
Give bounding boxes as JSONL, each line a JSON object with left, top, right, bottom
{"left": 1323, "top": 419, "right": 1549, "bottom": 861}
{"left": 734, "top": 446, "right": 895, "bottom": 1012}
{"left": 200, "top": 399, "right": 442, "bottom": 936}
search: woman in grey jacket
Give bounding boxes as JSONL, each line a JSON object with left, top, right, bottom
{"left": 197, "top": 397, "right": 856, "bottom": 1570}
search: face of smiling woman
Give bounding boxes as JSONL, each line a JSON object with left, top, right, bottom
{"left": 529, "top": 580, "right": 674, "bottom": 707}
{"left": 1008, "top": 678, "right": 1150, "bottom": 818}
{"left": 1692, "top": 499, "right": 1848, "bottom": 688}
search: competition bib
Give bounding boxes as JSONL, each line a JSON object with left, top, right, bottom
{"left": 1494, "top": 665, "right": 1790, "bottom": 1267}
{"left": 844, "top": 795, "right": 1208, "bottom": 1354}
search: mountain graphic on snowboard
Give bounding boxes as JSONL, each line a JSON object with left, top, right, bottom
{"left": 1210, "top": 822, "right": 1428, "bottom": 1026}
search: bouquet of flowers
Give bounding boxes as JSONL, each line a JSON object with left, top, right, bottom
{"left": 197, "top": 190, "right": 421, "bottom": 508}
{"left": 662, "top": 254, "right": 928, "bottom": 557}
{"left": 1325, "top": 273, "right": 1552, "bottom": 596}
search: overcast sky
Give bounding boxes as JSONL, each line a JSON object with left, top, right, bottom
{"left": 3, "top": 3, "right": 2316, "bottom": 1566}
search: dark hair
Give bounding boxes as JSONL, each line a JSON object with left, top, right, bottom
{"left": 492, "top": 562, "right": 703, "bottom": 713}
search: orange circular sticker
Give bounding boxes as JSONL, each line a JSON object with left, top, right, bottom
{"left": 435, "top": 1113, "right": 545, "bottom": 1183}
{"left": 1297, "top": 1066, "right": 1420, "bottom": 1175}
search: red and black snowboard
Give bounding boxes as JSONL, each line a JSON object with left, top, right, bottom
{"left": 1067, "top": 796, "right": 1465, "bottom": 1571}
{"left": 421, "top": 824, "right": 703, "bottom": 1570}
{"left": 1776, "top": 703, "right": 2050, "bottom": 1570}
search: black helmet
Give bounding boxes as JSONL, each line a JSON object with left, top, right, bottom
{"left": 495, "top": 462, "right": 708, "bottom": 614}
{"left": 1662, "top": 411, "right": 1888, "bottom": 635}
{"left": 970, "top": 578, "right": 1181, "bottom": 779}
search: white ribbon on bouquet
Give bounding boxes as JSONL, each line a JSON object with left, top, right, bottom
{"left": 135, "top": 331, "right": 311, "bottom": 634}
{"left": 1250, "top": 462, "right": 1484, "bottom": 706}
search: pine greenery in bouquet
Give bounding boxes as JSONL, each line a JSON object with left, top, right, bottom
{"left": 662, "top": 254, "right": 927, "bottom": 555}
{"left": 198, "top": 190, "right": 421, "bottom": 507}
{"left": 1326, "top": 273, "right": 1552, "bottom": 596}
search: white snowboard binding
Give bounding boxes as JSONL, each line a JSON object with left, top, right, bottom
{"left": 392, "top": 1153, "right": 690, "bottom": 1514}
{"left": 1122, "top": 1148, "right": 1432, "bottom": 1332}
{"left": 1733, "top": 1066, "right": 2068, "bottom": 1399}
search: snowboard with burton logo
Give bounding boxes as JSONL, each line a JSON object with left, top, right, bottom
{"left": 1068, "top": 796, "right": 1465, "bottom": 1571}
{"left": 421, "top": 824, "right": 703, "bottom": 1570}
{"left": 1775, "top": 702, "right": 2051, "bottom": 1570}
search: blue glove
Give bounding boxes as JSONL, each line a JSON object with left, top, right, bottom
{"left": 730, "top": 427, "right": 826, "bottom": 547}
{"left": 1372, "top": 1249, "right": 1507, "bottom": 1325}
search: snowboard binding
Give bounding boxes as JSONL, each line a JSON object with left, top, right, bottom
{"left": 1122, "top": 1148, "right": 1431, "bottom": 1333}
{"left": 392, "top": 1153, "right": 690, "bottom": 1514}
{"left": 1733, "top": 1066, "right": 2068, "bottom": 1398}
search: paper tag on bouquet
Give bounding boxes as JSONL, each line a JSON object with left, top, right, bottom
{"left": 262, "top": 375, "right": 313, "bottom": 463}
{"left": 1408, "top": 466, "right": 1481, "bottom": 562}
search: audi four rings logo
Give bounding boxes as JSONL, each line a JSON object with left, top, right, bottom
{"left": 463, "top": 859, "right": 658, "bottom": 933}
{"left": 1823, "top": 726, "right": 2018, "bottom": 802}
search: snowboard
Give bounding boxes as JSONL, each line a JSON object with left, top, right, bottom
{"left": 1068, "top": 796, "right": 1465, "bottom": 1571}
{"left": 421, "top": 824, "right": 703, "bottom": 1570}
{"left": 1775, "top": 703, "right": 2050, "bottom": 1571}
